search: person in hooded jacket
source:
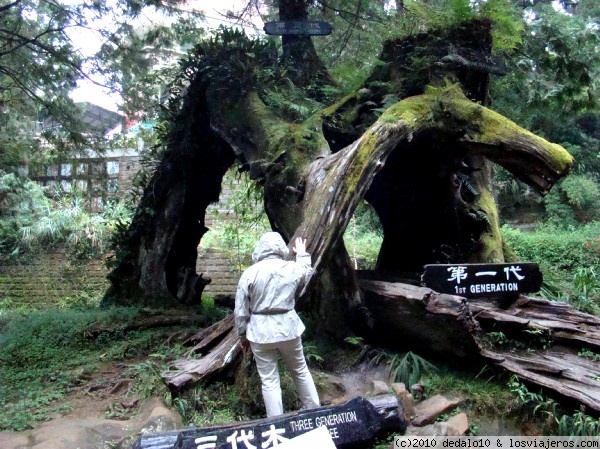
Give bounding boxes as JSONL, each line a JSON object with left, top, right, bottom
{"left": 234, "top": 231, "right": 320, "bottom": 417}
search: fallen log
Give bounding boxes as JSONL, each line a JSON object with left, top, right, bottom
{"left": 132, "top": 394, "right": 406, "bottom": 449}
{"left": 161, "top": 319, "right": 240, "bottom": 389}
{"left": 182, "top": 313, "right": 235, "bottom": 357}
{"left": 358, "top": 279, "right": 482, "bottom": 358}
{"left": 481, "top": 348, "right": 600, "bottom": 412}
{"left": 359, "top": 279, "right": 600, "bottom": 412}
{"left": 469, "top": 296, "right": 600, "bottom": 351}
{"left": 83, "top": 313, "right": 202, "bottom": 339}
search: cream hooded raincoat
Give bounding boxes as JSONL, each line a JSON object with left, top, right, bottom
{"left": 234, "top": 232, "right": 312, "bottom": 344}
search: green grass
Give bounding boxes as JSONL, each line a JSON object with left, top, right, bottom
{"left": 0, "top": 306, "right": 206, "bottom": 431}
{"left": 501, "top": 223, "right": 600, "bottom": 315}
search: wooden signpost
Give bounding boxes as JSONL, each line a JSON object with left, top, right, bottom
{"left": 264, "top": 21, "right": 332, "bottom": 36}
{"left": 422, "top": 262, "right": 543, "bottom": 298}
{"left": 133, "top": 394, "right": 405, "bottom": 449}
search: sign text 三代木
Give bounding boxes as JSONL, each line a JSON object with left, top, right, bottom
{"left": 133, "top": 395, "right": 406, "bottom": 449}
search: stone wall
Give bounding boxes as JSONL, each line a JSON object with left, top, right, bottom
{"left": 0, "top": 251, "right": 110, "bottom": 308}
{"left": 0, "top": 170, "right": 248, "bottom": 306}
{"left": 196, "top": 179, "right": 244, "bottom": 298}
{"left": 196, "top": 247, "right": 241, "bottom": 298}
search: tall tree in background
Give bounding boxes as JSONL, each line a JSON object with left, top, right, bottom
{"left": 1, "top": 0, "right": 87, "bottom": 168}
{"left": 0, "top": 0, "right": 206, "bottom": 170}
{"left": 491, "top": 0, "right": 600, "bottom": 224}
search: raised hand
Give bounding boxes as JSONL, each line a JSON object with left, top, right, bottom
{"left": 292, "top": 237, "right": 306, "bottom": 254}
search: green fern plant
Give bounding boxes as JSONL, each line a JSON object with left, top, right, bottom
{"left": 508, "top": 375, "right": 558, "bottom": 420}
{"left": 557, "top": 410, "right": 600, "bottom": 436}
{"left": 303, "top": 342, "right": 324, "bottom": 367}
{"left": 263, "top": 88, "right": 322, "bottom": 122}
{"left": 172, "top": 397, "right": 190, "bottom": 421}
{"left": 389, "top": 351, "right": 439, "bottom": 386}
{"left": 487, "top": 331, "right": 510, "bottom": 346}
{"left": 363, "top": 346, "right": 438, "bottom": 386}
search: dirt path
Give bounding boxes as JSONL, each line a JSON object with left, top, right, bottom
{"left": 0, "top": 359, "right": 183, "bottom": 449}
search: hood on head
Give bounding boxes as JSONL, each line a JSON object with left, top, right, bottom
{"left": 252, "top": 232, "right": 289, "bottom": 263}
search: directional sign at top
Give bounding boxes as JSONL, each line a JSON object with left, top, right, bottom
{"left": 264, "top": 21, "right": 332, "bottom": 36}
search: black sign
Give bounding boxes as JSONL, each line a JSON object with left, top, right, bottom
{"left": 133, "top": 395, "right": 405, "bottom": 449}
{"left": 422, "top": 262, "right": 542, "bottom": 298}
{"left": 264, "top": 20, "right": 332, "bottom": 36}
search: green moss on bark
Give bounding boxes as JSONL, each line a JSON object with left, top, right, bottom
{"left": 473, "top": 189, "right": 505, "bottom": 263}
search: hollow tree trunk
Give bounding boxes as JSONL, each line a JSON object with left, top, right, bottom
{"left": 105, "top": 19, "right": 572, "bottom": 345}
{"left": 160, "top": 90, "right": 577, "bottom": 392}
{"left": 123, "top": 18, "right": 588, "bottom": 412}
{"left": 104, "top": 116, "right": 235, "bottom": 307}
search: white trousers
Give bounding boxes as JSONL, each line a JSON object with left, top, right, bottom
{"left": 250, "top": 337, "right": 320, "bottom": 417}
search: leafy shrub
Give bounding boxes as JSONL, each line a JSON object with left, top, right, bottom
{"left": 0, "top": 173, "right": 50, "bottom": 258}
{"left": 0, "top": 172, "right": 133, "bottom": 261}
{"left": 502, "top": 223, "right": 600, "bottom": 313}
{"left": 557, "top": 411, "right": 600, "bottom": 436}
{"left": 501, "top": 223, "right": 600, "bottom": 272}
{"left": 361, "top": 345, "right": 438, "bottom": 387}
{"left": 345, "top": 201, "right": 383, "bottom": 269}
{"left": 544, "top": 175, "right": 600, "bottom": 226}
{"left": 388, "top": 351, "right": 438, "bottom": 387}
{"left": 345, "top": 226, "right": 382, "bottom": 269}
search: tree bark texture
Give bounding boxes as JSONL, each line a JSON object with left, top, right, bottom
{"left": 104, "top": 73, "right": 235, "bottom": 306}
{"left": 278, "top": 0, "right": 335, "bottom": 89}
{"left": 163, "top": 282, "right": 600, "bottom": 414}
{"left": 360, "top": 279, "right": 600, "bottom": 413}
{"left": 162, "top": 314, "right": 241, "bottom": 389}
{"left": 286, "top": 89, "right": 572, "bottom": 334}
{"left": 106, "top": 19, "right": 573, "bottom": 354}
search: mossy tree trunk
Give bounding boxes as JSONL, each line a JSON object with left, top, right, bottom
{"left": 288, "top": 86, "right": 572, "bottom": 337}
{"left": 102, "top": 16, "right": 599, "bottom": 408}
{"left": 105, "top": 19, "right": 572, "bottom": 343}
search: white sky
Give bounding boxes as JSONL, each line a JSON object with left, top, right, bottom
{"left": 70, "top": 0, "right": 264, "bottom": 112}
